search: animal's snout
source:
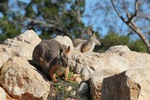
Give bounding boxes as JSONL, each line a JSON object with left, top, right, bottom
{"left": 60, "top": 58, "right": 68, "bottom": 68}
{"left": 98, "top": 41, "right": 101, "bottom": 46}
{"left": 97, "top": 38, "right": 101, "bottom": 46}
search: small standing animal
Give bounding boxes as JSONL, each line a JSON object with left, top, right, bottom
{"left": 32, "top": 39, "right": 70, "bottom": 82}
{"left": 73, "top": 29, "right": 101, "bottom": 53}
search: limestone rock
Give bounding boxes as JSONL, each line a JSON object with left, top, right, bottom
{"left": 53, "top": 35, "right": 74, "bottom": 51}
{"left": 0, "top": 45, "right": 11, "bottom": 68}
{"left": 66, "top": 86, "right": 72, "bottom": 91}
{"left": 68, "top": 46, "right": 150, "bottom": 79}
{"left": 126, "top": 68, "right": 150, "bottom": 100}
{"left": 67, "top": 45, "right": 150, "bottom": 100}
{"left": 68, "top": 46, "right": 132, "bottom": 81}
{"left": 2, "top": 30, "right": 41, "bottom": 60}
{"left": 0, "top": 56, "right": 50, "bottom": 100}
{"left": 106, "top": 45, "right": 131, "bottom": 53}
{"left": 101, "top": 68, "right": 150, "bottom": 100}
{"left": 90, "top": 70, "right": 119, "bottom": 100}
{"left": 88, "top": 47, "right": 150, "bottom": 100}
{"left": 4, "top": 30, "right": 41, "bottom": 47}
{"left": 0, "top": 87, "right": 6, "bottom": 100}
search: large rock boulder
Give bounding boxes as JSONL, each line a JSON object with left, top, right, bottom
{"left": 0, "top": 56, "right": 50, "bottom": 100}
{"left": 2, "top": 30, "right": 41, "bottom": 60}
{"left": 0, "top": 30, "right": 41, "bottom": 69}
{"left": 0, "top": 45, "right": 11, "bottom": 69}
{"left": 0, "top": 87, "right": 6, "bottom": 100}
{"left": 53, "top": 35, "right": 74, "bottom": 51}
{"left": 3, "top": 30, "right": 41, "bottom": 47}
{"left": 68, "top": 46, "right": 132, "bottom": 80}
{"left": 100, "top": 68, "right": 150, "bottom": 100}
{"left": 0, "top": 30, "right": 49, "bottom": 100}
{"left": 90, "top": 70, "right": 119, "bottom": 100}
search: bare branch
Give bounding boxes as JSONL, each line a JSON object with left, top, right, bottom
{"left": 110, "top": 0, "right": 125, "bottom": 21}
{"left": 22, "top": 17, "right": 72, "bottom": 37}
{"left": 54, "top": 16, "right": 72, "bottom": 37}
{"left": 110, "top": 0, "right": 150, "bottom": 53}
{"left": 25, "top": 17, "right": 54, "bottom": 27}
{"left": 138, "top": 15, "right": 150, "bottom": 21}
{"left": 126, "top": 0, "right": 138, "bottom": 23}
{"left": 135, "top": 0, "right": 138, "bottom": 13}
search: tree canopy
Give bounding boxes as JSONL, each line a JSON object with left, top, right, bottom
{"left": 0, "top": 0, "right": 86, "bottom": 40}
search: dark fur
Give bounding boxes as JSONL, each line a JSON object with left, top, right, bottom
{"left": 32, "top": 39, "right": 68, "bottom": 78}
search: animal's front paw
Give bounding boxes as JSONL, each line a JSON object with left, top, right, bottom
{"left": 65, "top": 78, "right": 69, "bottom": 82}
{"left": 52, "top": 79, "right": 58, "bottom": 83}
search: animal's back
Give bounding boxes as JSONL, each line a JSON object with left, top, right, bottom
{"left": 81, "top": 41, "right": 95, "bottom": 53}
{"left": 33, "top": 39, "right": 61, "bottom": 63}
{"left": 73, "top": 39, "right": 87, "bottom": 51}
{"left": 73, "top": 39, "right": 87, "bottom": 47}
{"left": 72, "top": 29, "right": 101, "bottom": 53}
{"left": 42, "top": 39, "right": 62, "bottom": 62}
{"left": 32, "top": 39, "right": 63, "bottom": 76}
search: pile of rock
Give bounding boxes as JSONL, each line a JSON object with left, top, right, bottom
{"left": 0, "top": 30, "right": 150, "bottom": 100}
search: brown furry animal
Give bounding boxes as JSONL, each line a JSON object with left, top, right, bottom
{"left": 73, "top": 29, "right": 101, "bottom": 53}
{"left": 32, "top": 39, "right": 70, "bottom": 82}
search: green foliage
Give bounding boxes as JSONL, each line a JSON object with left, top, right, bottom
{"left": 0, "top": 0, "right": 85, "bottom": 42}
{"left": 68, "top": 71, "right": 74, "bottom": 79}
{"left": 99, "top": 33, "right": 130, "bottom": 52}
{"left": 129, "top": 39, "right": 147, "bottom": 52}
{"left": 98, "top": 32, "right": 147, "bottom": 53}
{"left": 0, "top": 17, "right": 21, "bottom": 42}
{"left": 24, "top": 0, "right": 85, "bottom": 38}
{"left": 49, "top": 81, "right": 89, "bottom": 100}
{"left": 0, "top": 34, "right": 7, "bottom": 43}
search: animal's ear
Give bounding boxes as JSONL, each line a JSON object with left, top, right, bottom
{"left": 64, "top": 46, "right": 70, "bottom": 55}
{"left": 87, "top": 29, "right": 95, "bottom": 36}
{"left": 87, "top": 29, "right": 92, "bottom": 36}
{"left": 91, "top": 30, "right": 95, "bottom": 36}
